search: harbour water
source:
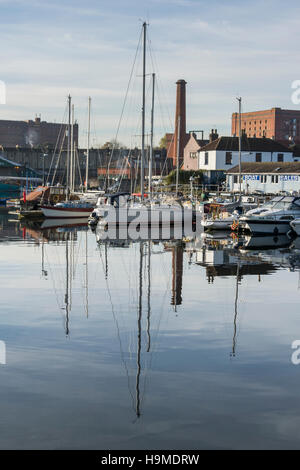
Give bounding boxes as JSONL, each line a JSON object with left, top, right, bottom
{"left": 1, "top": 214, "right": 300, "bottom": 449}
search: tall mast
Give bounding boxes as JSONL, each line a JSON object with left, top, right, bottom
{"left": 85, "top": 96, "right": 91, "bottom": 192}
{"left": 136, "top": 241, "right": 143, "bottom": 418}
{"left": 147, "top": 239, "right": 151, "bottom": 352}
{"left": 140, "top": 22, "right": 146, "bottom": 201}
{"left": 176, "top": 115, "right": 181, "bottom": 196}
{"left": 231, "top": 261, "right": 240, "bottom": 358}
{"left": 70, "top": 104, "right": 75, "bottom": 192}
{"left": 237, "top": 97, "right": 242, "bottom": 197}
{"left": 66, "top": 94, "right": 71, "bottom": 200}
{"left": 148, "top": 73, "right": 155, "bottom": 198}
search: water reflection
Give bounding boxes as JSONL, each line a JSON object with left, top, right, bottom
{"left": 2, "top": 215, "right": 300, "bottom": 448}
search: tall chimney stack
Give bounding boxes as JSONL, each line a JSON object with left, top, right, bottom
{"left": 172, "top": 79, "right": 187, "bottom": 168}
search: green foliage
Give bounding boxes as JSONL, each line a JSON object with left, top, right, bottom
{"left": 164, "top": 169, "right": 204, "bottom": 185}
{"left": 159, "top": 135, "right": 168, "bottom": 149}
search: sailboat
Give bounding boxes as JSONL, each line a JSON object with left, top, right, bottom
{"left": 201, "top": 97, "right": 243, "bottom": 231}
{"left": 41, "top": 96, "right": 95, "bottom": 219}
{"left": 89, "top": 23, "right": 196, "bottom": 231}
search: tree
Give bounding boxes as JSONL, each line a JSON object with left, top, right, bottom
{"left": 159, "top": 135, "right": 168, "bottom": 149}
{"left": 164, "top": 169, "right": 204, "bottom": 186}
{"left": 101, "top": 138, "right": 126, "bottom": 150}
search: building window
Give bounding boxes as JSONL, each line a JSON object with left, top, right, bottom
{"left": 256, "top": 153, "right": 262, "bottom": 162}
{"left": 190, "top": 152, "right": 197, "bottom": 159}
{"left": 204, "top": 152, "right": 209, "bottom": 165}
{"left": 225, "top": 151, "right": 232, "bottom": 165}
{"left": 271, "top": 175, "right": 274, "bottom": 183}
{"left": 277, "top": 153, "right": 284, "bottom": 162}
{"left": 275, "top": 175, "right": 278, "bottom": 183}
{"left": 233, "top": 175, "right": 238, "bottom": 184}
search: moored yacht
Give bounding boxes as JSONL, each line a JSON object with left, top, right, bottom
{"left": 240, "top": 196, "right": 300, "bottom": 235}
{"left": 89, "top": 192, "right": 198, "bottom": 228}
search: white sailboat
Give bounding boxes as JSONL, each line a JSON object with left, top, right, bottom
{"left": 89, "top": 23, "right": 196, "bottom": 231}
{"left": 41, "top": 96, "right": 95, "bottom": 219}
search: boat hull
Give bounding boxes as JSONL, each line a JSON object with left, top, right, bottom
{"left": 92, "top": 205, "right": 199, "bottom": 226}
{"left": 201, "top": 218, "right": 236, "bottom": 231}
{"left": 242, "top": 218, "right": 292, "bottom": 235}
{"left": 41, "top": 206, "right": 93, "bottom": 218}
{"left": 290, "top": 220, "right": 300, "bottom": 236}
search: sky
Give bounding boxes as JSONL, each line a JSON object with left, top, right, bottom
{"left": 0, "top": 0, "right": 300, "bottom": 148}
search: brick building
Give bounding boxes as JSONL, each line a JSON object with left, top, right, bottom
{"left": 0, "top": 117, "right": 78, "bottom": 150}
{"left": 183, "top": 131, "right": 210, "bottom": 170}
{"left": 232, "top": 108, "right": 300, "bottom": 145}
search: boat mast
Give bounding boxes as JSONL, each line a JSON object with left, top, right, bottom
{"left": 66, "top": 94, "right": 71, "bottom": 201}
{"left": 140, "top": 22, "right": 146, "bottom": 201}
{"left": 149, "top": 73, "right": 155, "bottom": 198}
{"left": 231, "top": 261, "right": 240, "bottom": 357}
{"left": 176, "top": 116, "right": 181, "bottom": 196}
{"left": 136, "top": 241, "right": 143, "bottom": 418}
{"left": 147, "top": 239, "right": 151, "bottom": 352}
{"left": 85, "top": 96, "right": 91, "bottom": 192}
{"left": 70, "top": 104, "right": 75, "bottom": 193}
{"left": 237, "top": 96, "right": 242, "bottom": 197}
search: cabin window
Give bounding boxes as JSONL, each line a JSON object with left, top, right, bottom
{"left": 277, "top": 153, "right": 284, "bottom": 162}
{"left": 225, "top": 151, "right": 232, "bottom": 165}
{"left": 256, "top": 153, "right": 262, "bottom": 162}
{"left": 204, "top": 152, "right": 209, "bottom": 165}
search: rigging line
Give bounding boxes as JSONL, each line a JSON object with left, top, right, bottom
{"left": 48, "top": 106, "right": 68, "bottom": 184}
{"left": 105, "top": 26, "right": 143, "bottom": 187}
{"left": 44, "top": 248, "right": 65, "bottom": 313}
{"left": 51, "top": 129, "right": 67, "bottom": 186}
{"left": 148, "top": 38, "right": 173, "bottom": 130}
{"left": 75, "top": 146, "right": 83, "bottom": 189}
{"left": 117, "top": 76, "right": 153, "bottom": 193}
{"left": 97, "top": 243, "right": 136, "bottom": 412}
{"left": 140, "top": 246, "right": 173, "bottom": 407}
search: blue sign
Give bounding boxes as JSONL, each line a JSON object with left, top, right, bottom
{"left": 243, "top": 175, "right": 259, "bottom": 181}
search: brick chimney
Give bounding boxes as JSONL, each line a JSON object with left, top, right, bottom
{"left": 172, "top": 79, "right": 187, "bottom": 167}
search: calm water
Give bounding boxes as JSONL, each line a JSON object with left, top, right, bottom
{"left": 1, "top": 213, "right": 300, "bottom": 449}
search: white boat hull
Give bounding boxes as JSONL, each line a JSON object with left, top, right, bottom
{"left": 242, "top": 219, "right": 292, "bottom": 235}
{"left": 93, "top": 205, "right": 199, "bottom": 225}
{"left": 41, "top": 206, "right": 93, "bottom": 218}
{"left": 201, "top": 218, "right": 236, "bottom": 231}
{"left": 290, "top": 220, "right": 300, "bottom": 236}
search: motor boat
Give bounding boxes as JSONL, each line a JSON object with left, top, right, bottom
{"left": 240, "top": 196, "right": 300, "bottom": 235}
{"left": 290, "top": 218, "right": 300, "bottom": 236}
{"left": 201, "top": 211, "right": 239, "bottom": 231}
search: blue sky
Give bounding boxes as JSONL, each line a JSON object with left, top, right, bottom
{"left": 0, "top": 0, "right": 300, "bottom": 147}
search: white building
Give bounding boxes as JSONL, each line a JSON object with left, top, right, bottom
{"left": 197, "top": 136, "right": 294, "bottom": 183}
{"left": 226, "top": 162, "right": 300, "bottom": 194}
